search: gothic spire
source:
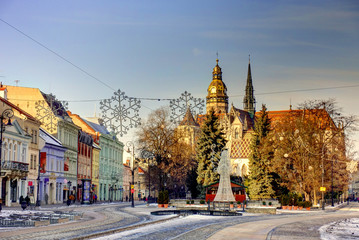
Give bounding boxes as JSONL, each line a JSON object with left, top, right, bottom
{"left": 243, "top": 56, "right": 256, "bottom": 118}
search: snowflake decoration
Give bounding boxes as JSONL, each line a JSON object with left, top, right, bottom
{"left": 35, "top": 93, "right": 68, "bottom": 133}
{"left": 100, "top": 89, "right": 141, "bottom": 137}
{"left": 169, "top": 91, "right": 205, "bottom": 123}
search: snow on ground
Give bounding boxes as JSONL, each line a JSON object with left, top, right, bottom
{"left": 0, "top": 209, "right": 53, "bottom": 217}
{"left": 320, "top": 218, "right": 359, "bottom": 240}
{"left": 94, "top": 214, "right": 229, "bottom": 240}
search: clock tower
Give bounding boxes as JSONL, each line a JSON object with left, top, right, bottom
{"left": 206, "top": 58, "right": 228, "bottom": 114}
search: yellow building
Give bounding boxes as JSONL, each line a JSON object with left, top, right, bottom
{"left": 92, "top": 142, "right": 101, "bottom": 198}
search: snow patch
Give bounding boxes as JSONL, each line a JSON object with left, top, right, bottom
{"left": 320, "top": 218, "right": 359, "bottom": 240}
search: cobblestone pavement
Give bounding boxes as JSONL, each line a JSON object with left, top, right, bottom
{"left": 0, "top": 202, "right": 158, "bottom": 240}
{"left": 2, "top": 202, "right": 359, "bottom": 240}
{"left": 268, "top": 204, "right": 359, "bottom": 240}
{"left": 208, "top": 203, "right": 359, "bottom": 240}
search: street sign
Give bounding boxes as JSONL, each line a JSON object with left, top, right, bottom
{"left": 320, "top": 187, "right": 326, "bottom": 192}
{"left": 131, "top": 185, "right": 134, "bottom": 189}
{"left": 131, "top": 189, "right": 135, "bottom": 193}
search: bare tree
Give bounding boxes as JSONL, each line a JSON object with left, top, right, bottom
{"left": 136, "top": 107, "right": 195, "bottom": 194}
{"left": 270, "top": 99, "right": 357, "bottom": 203}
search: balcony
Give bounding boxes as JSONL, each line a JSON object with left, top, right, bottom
{"left": 1, "top": 160, "right": 29, "bottom": 172}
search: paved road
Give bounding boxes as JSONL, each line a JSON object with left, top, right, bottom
{"left": 209, "top": 203, "right": 359, "bottom": 240}
{"left": 0, "top": 202, "right": 160, "bottom": 240}
{"left": 1, "top": 202, "right": 359, "bottom": 240}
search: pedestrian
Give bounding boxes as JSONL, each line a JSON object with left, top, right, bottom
{"left": 126, "top": 195, "right": 128, "bottom": 202}
{"left": 92, "top": 194, "right": 95, "bottom": 204}
{"left": 25, "top": 195, "right": 30, "bottom": 206}
{"left": 94, "top": 194, "right": 97, "bottom": 203}
{"left": 45, "top": 193, "right": 49, "bottom": 205}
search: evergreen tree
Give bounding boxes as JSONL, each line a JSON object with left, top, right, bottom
{"left": 196, "top": 110, "right": 227, "bottom": 186}
{"left": 248, "top": 104, "right": 275, "bottom": 200}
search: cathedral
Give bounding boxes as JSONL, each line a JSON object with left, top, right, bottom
{"left": 178, "top": 58, "right": 256, "bottom": 178}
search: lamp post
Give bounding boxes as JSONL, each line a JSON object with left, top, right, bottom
{"left": 0, "top": 108, "right": 14, "bottom": 207}
{"left": 126, "top": 141, "right": 135, "bottom": 208}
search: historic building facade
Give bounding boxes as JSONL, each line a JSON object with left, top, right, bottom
{"left": 4, "top": 86, "right": 80, "bottom": 203}
{"left": 181, "top": 58, "right": 256, "bottom": 179}
{"left": 39, "top": 128, "right": 66, "bottom": 204}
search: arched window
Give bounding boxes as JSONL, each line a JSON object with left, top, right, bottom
{"left": 241, "top": 164, "right": 248, "bottom": 177}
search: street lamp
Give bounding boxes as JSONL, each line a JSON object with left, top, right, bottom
{"left": 0, "top": 108, "right": 14, "bottom": 208}
{"left": 126, "top": 141, "right": 135, "bottom": 208}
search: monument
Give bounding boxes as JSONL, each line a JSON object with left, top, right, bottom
{"left": 214, "top": 148, "right": 236, "bottom": 202}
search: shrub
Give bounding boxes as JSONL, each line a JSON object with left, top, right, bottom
{"left": 157, "top": 191, "right": 164, "bottom": 204}
{"left": 191, "top": 200, "right": 194, "bottom": 204}
{"left": 163, "top": 190, "right": 169, "bottom": 204}
{"left": 304, "top": 201, "right": 312, "bottom": 208}
{"left": 200, "top": 199, "right": 205, "bottom": 204}
{"left": 230, "top": 201, "right": 234, "bottom": 204}
{"left": 268, "top": 202, "right": 272, "bottom": 206}
{"left": 262, "top": 201, "right": 266, "bottom": 205}
{"left": 298, "top": 201, "right": 304, "bottom": 208}
{"left": 237, "top": 201, "right": 241, "bottom": 205}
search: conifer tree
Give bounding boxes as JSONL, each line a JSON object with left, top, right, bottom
{"left": 196, "top": 110, "right": 227, "bottom": 186}
{"left": 248, "top": 104, "right": 275, "bottom": 200}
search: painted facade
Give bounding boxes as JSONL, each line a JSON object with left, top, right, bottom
{"left": 67, "top": 112, "right": 124, "bottom": 202}
{"left": 77, "top": 130, "right": 93, "bottom": 201}
{"left": 39, "top": 128, "right": 66, "bottom": 204}
{"left": 4, "top": 85, "right": 80, "bottom": 201}
{"left": 84, "top": 118, "right": 124, "bottom": 202}
{"left": 92, "top": 142, "right": 100, "bottom": 198}
{"left": 0, "top": 95, "right": 41, "bottom": 207}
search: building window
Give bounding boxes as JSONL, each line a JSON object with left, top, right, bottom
{"left": 30, "top": 155, "right": 33, "bottom": 169}
{"left": 22, "top": 148, "right": 26, "bottom": 162}
{"left": 235, "top": 128, "right": 239, "bottom": 139}
{"left": 34, "top": 155, "right": 37, "bottom": 170}
{"left": 9, "top": 143, "right": 13, "bottom": 161}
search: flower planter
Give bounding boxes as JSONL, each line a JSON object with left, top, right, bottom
{"left": 230, "top": 204, "right": 234, "bottom": 209}
{"left": 282, "top": 206, "right": 287, "bottom": 210}
{"left": 237, "top": 205, "right": 242, "bottom": 209}
{"left": 306, "top": 207, "right": 311, "bottom": 211}
{"left": 163, "top": 204, "right": 168, "bottom": 208}
{"left": 158, "top": 204, "right": 164, "bottom": 208}
{"left": 299, "top": 206, "right": 303, "bottom": 210}
{"left": 287, "top": 206, "right": 292, "bottom": 210}
{"left": 293, "top": 206, "right": 298, "bottom": 210}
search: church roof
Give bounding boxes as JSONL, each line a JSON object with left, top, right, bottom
{"left": 230, "top": 105, "right": 254, "bottom": 130}
{"left": 207, "top": 59, "right": 228, "bottom": 100}
{"left": 179, "top": 108, "right": 199, "bottom": 127}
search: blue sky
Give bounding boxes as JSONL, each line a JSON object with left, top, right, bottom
{"left": 0, "top": 0, "right": 359, "bottom": 153}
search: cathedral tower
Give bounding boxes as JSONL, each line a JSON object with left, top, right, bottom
{"left": 206, "top": 58, "right": 228, "bottom": 114}
{"left": 243, "top": 57, "right": 256, "bottom": 118}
